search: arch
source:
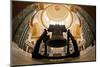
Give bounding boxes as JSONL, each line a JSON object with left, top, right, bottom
{"left": 12, "top": 3, "right": 95, "bottom": 54}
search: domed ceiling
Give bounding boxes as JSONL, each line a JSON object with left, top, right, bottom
{"left": 12, "top": 2, "right": 96, "bottom": 66}
{"left": 41, "top": 4, "right": 73, "bottom": 28}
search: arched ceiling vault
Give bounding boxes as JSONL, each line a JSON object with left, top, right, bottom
{"left": 12, "top": 3, "right": 95, "bottom": 50}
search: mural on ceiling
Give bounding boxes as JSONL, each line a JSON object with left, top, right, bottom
{"left": 11, "top": 1, "right": 96, "bottom": 66}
